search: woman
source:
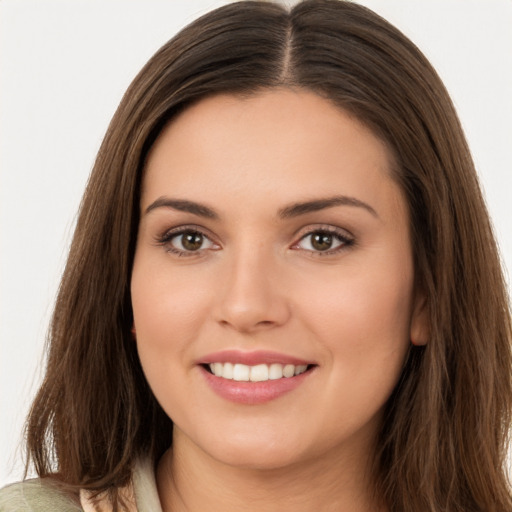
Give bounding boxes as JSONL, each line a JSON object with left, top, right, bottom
{"left": 1, "top": 0, "right": 511, "bottom": 510}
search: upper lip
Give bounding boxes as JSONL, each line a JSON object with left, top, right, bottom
{"left": 197, "top": 350, "right": 314, "bottom": 366}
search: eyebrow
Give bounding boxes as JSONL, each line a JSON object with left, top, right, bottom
{"left": 145, "top": 197, "right": 218, "bottom": 219}
{"left": 144, "top": 194, "right": 378, "bottom": 220}
{"left": 278, "top": 195, "right": 378, "bottom": 219}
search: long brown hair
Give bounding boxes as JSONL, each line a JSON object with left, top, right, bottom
{"left": 26, "top": 1, "right": 512, "bottom": 510}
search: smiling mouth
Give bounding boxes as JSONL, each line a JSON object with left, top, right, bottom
{"left": 204, "top": 362, "right": 313, "bottom": 382}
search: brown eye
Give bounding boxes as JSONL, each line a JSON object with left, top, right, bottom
{"left": 181, "top": 232, "right": 203, "bottom": 251}
{"left": 168, "top": 230, "right": 216, "bottom": 253}
{"left": 311, "top": 232, "right": 333, "bottom": 251}
{"left": 295, "top": 229, "right": 352, "bottom": 254}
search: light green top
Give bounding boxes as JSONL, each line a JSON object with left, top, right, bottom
{"left": 0, "top": 459, "right": 162, "bottom": 512}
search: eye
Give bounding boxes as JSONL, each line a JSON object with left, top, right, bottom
{"left": 293, "top": 229, "right": 353, "bottom": 254}
{"left": 159, "top": 228, "right": 218, "bottom": 255}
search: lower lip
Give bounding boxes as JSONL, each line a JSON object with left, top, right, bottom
{"left": 200, "top": 366, "right": 313, "bottom": 405}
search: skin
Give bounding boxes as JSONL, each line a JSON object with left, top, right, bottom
{"left": 131, "top": 88, "right": 428, "bottom": 512}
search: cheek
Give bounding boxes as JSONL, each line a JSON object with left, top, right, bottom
{"left": 131, "top": 257, "right": 212, "bottom": 344}
{"left": 293, "top": 267, "right": 413, "bottom": 433}
{"left": 130, "top": 256, "right": 216, "bottom": 401}
{"left": 296, "top": 251, "right": 414, "bottom": 396}
{"left": 302, "top": 262, "right": 412, "bottom": 339}
{"left": 130, "top": 259, "right": 221, "bottom": 430}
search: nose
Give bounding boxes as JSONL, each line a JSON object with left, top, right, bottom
{"left": 215, "top": 247, "right": 291, "bottom": 333}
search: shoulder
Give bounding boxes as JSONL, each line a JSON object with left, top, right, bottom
{"left": 0, "top": 478, "right": 81, "bottom": 512}
{"left": 0, "top": 458, "right": 158, "bottom": 512}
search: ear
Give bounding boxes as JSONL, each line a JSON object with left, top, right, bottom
{"left": 410, "top": 291, "right": 429, "bottom": 346}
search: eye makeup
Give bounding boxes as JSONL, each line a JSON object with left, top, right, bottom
{"left": 153, "top": 222, "right": 355, "bottom": 259}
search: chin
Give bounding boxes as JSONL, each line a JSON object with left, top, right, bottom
{"left": 213, "top": 444, "right": 304, "bottom": 471}
{"left": 193, "top": 426, "right": 310, "bottom": 471}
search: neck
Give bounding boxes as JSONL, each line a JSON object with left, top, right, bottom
{"left": 156, "top": 428, "right": 385, "bottom": 512}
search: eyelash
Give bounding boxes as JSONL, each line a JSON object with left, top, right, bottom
{"left": 155, "top": 225, "right": 355, "bottom": 258}
{"left": 155, "top": 225, "right": 219, "bottom": 257}
{"left": 292, "top": 226, "right": 355, "bottom": 256}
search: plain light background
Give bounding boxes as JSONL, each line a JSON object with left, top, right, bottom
{"left": 1, "top": 0, "right": 511, "bottom": 487}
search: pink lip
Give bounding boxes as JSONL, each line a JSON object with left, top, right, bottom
{"left": 197, "top": 349, "right": 313, "bottom": 366}
{"left": 196, "top": 350, "right": 316, "bottom": 405}
{"left": 200, "top": 366, "right": 314, "bottom": 405}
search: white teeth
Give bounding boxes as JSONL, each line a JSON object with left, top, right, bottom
{"left": 212, "top": 362, "right": 223, "bottom": 376}
{"left": 223, "top": 362, "right": 234, "bottom": 379}
{"left": 233, "top": 363, "right": 250, "bottom": 381}
{"left": 283, "top": 364, "right": 295, "bottom": 378}
{"left": 294, "top": 364, "right": 308, "bottom": 375}
{"left": 250, "top": 364, "right": 269, "bottom": 382}
{"left": 208, "top": 362, "right": 309, "bottom": 381}
{"left": 269, "top": 363, "right": 283, "bottom": 380}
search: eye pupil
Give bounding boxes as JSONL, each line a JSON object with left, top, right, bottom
{"left": 182, "top": 232, "right": 203, "bottom": 251}
{"left": 311, "top": 232, "right": 333, "bottom": 251}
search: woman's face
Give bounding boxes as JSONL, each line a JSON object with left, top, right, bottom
{"left": 131, "top": 89, "right": 426, "bottom": 470}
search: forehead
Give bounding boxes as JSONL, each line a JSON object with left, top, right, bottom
{"left": 142, "top": 88, "right": 404, "bottom": 221}
{"left": 148, "top": 88, "right": 393, "bottom": 167}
